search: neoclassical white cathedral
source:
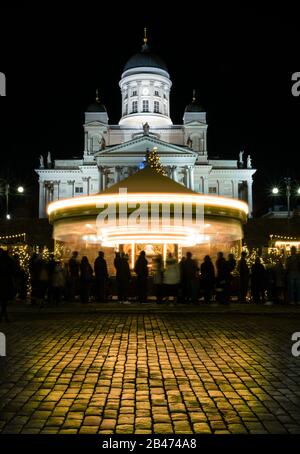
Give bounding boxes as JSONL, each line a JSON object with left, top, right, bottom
{"left": 36, "top": 33, "right": 256, "bottom": 219}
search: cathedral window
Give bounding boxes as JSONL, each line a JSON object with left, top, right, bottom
{"left": 132, "top": 101, "right": 138, "bottom": 113}
{"left": 208, "top": 187, "right": 217, "bottom": 194}
{"left": 132, "top": 90, "right": 137, "bottom": 97}
{"left": 154, "top": 101, "right": 160, "bottom": 113}
{"left": 75, "top": 186, "right": 83, "bottom": 194}
{"left": 142, "top": 100, "right": 149, "bottom": 112}
{"left": 154, "top": 90, "right": 159, "bottom": 97}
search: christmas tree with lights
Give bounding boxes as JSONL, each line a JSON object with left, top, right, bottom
{"left": 146, "top": 147, "right": 167, "bottom": 176}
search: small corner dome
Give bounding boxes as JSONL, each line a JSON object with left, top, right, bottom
{"left": 123, "top": 44, "right": 168, "bottom": 72}
{"left": 184, "top": 101, "right": 205, "bottom": 113}
{"left": 86, "top": 100, "right": 107, "bottom": 113}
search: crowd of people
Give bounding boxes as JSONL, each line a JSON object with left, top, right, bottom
{"left": 1, "top": 246, "right": 300, "bottom": 321}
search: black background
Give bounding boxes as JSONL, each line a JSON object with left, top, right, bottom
{"left": 0, "top": 5, "right": 300, "bottom": 216}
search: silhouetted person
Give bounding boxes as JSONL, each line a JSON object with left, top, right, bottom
{"left": 153, "top": 255, "right": 164, "bottom": 304}
{"left": 251, "top": 257, "right": 266, "bottom": 304}
{"left": 237, "top": 251, "right": 249, "bottom": 303}
{"left": 0, "top": 248, "right": 17, "bottom": 322}
{"left": 273, "top": 258, "right": 285, "bottom": 304}
{"left": 215, "top": 252, "right": 230, "bottom": 304}
{"left": 200, "top": 255, "right": 215, "bottom": 303}
{"left": 68, "top": 251, "right": 79, "bottom": 301}
{"left": 163, "top": 253, "right": 180, "bottom": 302}
{"left": 134, "top": 251, "right": 148, "bottom": 303}
{"left": 80, "top": 256, "right": 93, "bottom": 303}
{"left": 182, "top": 252, "right": 199, "bottom": 304}
{"left": 94, "top": 251, "right": 109, "bottom": 302}
{"left": 118, "top": 253, "right": 131, "bottom": 303}
{"left": 114, "top": 252, "right": 122, "bottom": 301}
{"left": 286, "top": 246, "right": 300, "bottom": 304}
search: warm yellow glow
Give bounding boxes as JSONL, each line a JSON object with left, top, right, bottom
{"left": 131, "top": 242, "right": 135, "bottom": 269}
{"left": 275, "top": 241, "right": 300, "bottom": 249}
{"left": 48, "top": 192, "right": 249, "bottom": 215}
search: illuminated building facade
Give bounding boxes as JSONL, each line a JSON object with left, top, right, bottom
{"left": 37, "top": 32, "right": 255, "bottom": 269}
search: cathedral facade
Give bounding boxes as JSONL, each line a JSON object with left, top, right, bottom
{"left": 36, "top": 36, "right": 256, "bottom": 219}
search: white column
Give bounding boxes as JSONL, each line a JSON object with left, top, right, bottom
{"left": 116, "top": 166, "right": 121, "bottom": 183}
{"left": 188, "top": 166, "right": 194, "bottom": 190}
{"left": 185, "top": 166, "right": 190, "bottom": 188}
{"left": 39, "top": 181, "right": 45, "bottom": 218}
{"left": 84, "top": 131, "right": 88, "bottom": 153}
{"left": 203, "top": 178, "right": 209, "bottom": 194}
{"left": 82, "top": 177, "right": 91, "bottom": 195}
{"left": 247, "top": 179, "right": 253, "bottom": 217}
{"left": 232, "top": 180, "right": 239, "bottom": 199}
{"left": 98, "top": 166, "right": 103, "bottom": 192}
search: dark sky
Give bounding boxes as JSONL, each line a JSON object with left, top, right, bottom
{"left": 0, "top": 6, "right": 300, "bottom": 216}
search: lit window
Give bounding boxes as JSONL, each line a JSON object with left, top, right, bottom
{"left": 154, "top": 90, "right": 159, "bottom": 96}
{"left": 154, "top": 101, "right": 160, "bottom": 113}
{"left": 132, "top": 101, "right": 138, "bottom": 113}
{"left": 142, "top": 100, "right": 149, "bottom": 112}
{"left": 75, "top": 187, "right": 83, "bottom": 194}
{"left": 208, "top": 187, "right": 217, "bottom": 194}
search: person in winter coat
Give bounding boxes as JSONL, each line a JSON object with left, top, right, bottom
{"left": 215, "top": 252, "right": 230, "bottom": 304}
{"left": 200, "top": 255, "right": 215, "bottom": 303}
{"left": 251, "top": 257, "right": 266, "bottom": 304}
{"left": 134, "top": 251, "right": 148, "bottom": 303}
{"left": 94, "top": 251, "right": 109, "bottom": 302}
{"left": 117, "top": 253, "right": 132, "bottom": 303}
{"left": 51, "top": 261, "right": 66, "bottom": 304}
{"left": 286, "top": 246, "right": 300, "bottom": 304}
{"left": 0, "top": 248, "right": 17, "bottom": 322}
{"left": 237, "top": 251, "right": 249, "bottom": 303}
{"left": 273, "top": 258, "right": 286, "bottom": 304}
{"left": 182, "top": 252, "right": 199, "bottom": 304}
{"left": 80, "top": 256, "right": 93, "bottom": 303}
{"left": 152, "top": 255, "right": 164, "bottom": 304}
{"left": 163, "top": 253, "right": 180, "bottom": 302}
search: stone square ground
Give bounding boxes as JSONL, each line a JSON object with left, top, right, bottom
{"left": 1, "top": 310, "right": 300, "bottom": 434}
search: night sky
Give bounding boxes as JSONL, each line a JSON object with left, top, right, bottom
{"left": 0, "top": 6, "right": 300, "bottom": 216}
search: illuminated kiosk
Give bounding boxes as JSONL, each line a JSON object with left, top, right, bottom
{"left": 48, "top": 166, "right": 248, "bottom": 272}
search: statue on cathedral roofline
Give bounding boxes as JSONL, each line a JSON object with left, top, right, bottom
{"left": 142, "top": 122, "right": 150, "bottom": 136}
{"left": 247, "top": 155, "right": 252, "bottom": 169}
{"left": 47, "top": 151, "right": 52, "bottom": 168}
{"left": 39, "top": 155, "right": 44, "bottom": 168}
{"left": 239, "top": 150, "right": 244, "bottom": 164}
{"left": 187, "top": 136, "right": 193, "bottom": 149}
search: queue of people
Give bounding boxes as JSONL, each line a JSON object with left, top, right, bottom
{"left": 1, "top": 246, "right": 300, "bottom": 322}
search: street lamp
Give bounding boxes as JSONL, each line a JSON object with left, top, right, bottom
{"left": 0, "top": 179, "right": 25, "bottom": 220}
{"left": 271, "top": 177, "right": 300, "bottom": 218}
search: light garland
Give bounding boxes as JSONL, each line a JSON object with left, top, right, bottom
{"left": 0, "top": 233, "right": 26, "bottom": 241}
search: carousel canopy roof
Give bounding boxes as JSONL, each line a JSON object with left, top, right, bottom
{"left": 101, "top": 165, "right": 195, "bottom": 195}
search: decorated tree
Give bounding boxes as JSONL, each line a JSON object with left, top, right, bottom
{"left": 147, "top": 147, "right": 167, "bottom": 176}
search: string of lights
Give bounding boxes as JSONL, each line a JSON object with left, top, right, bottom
{"left": 0, "top": 232, "right": 26, "bottom": 241}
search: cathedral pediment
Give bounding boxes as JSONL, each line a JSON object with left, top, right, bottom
{"left": 184, "top": 120, "right": 207, "bottom": 127}
{"left": 94, "top": 135, "right": 197, "bottom": 157}
{"left": 84, "top": 120, "right": 107, "bottom": 127}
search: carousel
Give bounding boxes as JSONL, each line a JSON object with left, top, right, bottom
{"left": 47, "top": 160, "right": 248, "bottom": 273}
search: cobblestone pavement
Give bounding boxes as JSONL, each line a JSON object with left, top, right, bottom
{"left": 0, "top": 313, "right": 300, "bottom": 434}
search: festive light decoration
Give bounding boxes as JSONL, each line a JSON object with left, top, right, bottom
{"left": 0, "top": 233, "right": 26, "bottom": 242}
{"left": 48, "top": 192, "right": 249, "bottom": 216}
{"left": 146, "top": 147, "right": 167, "bottom": 176}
